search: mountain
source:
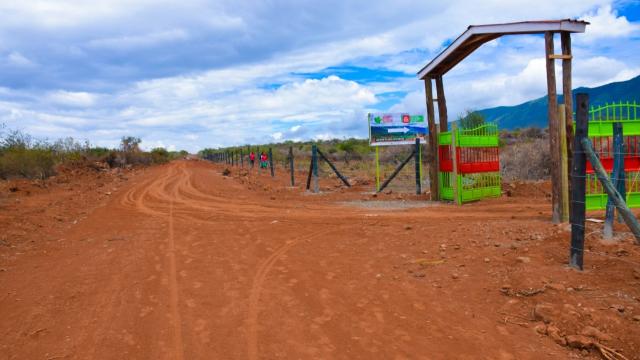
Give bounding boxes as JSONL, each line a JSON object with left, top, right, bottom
{"left": 478, "top": 75, "right": 640, "bottom": 129}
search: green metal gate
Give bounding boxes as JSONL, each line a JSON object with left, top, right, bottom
{"left": 585, "top": 101, "right": 640, "bottom": 210}
{"left": 438, "top": 122, "right": 501, "bottom": 204}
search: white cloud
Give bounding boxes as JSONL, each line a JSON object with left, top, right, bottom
{"left": 6, "top": 51, "right": 35, "bottom": 67}
{"left": 47, "top": 90, "right": 98, "bottom": 107}
{"left": 582, "top": 4, "right": 639, "bottom": 40}
{"left": 0, "top": 1, "right": 639, "bottom": 151}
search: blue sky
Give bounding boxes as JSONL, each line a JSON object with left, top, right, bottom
{"left": 0, "top": 1, "right": 639, "bottom": 152}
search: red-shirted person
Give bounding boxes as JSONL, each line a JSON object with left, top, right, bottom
{"left": 249, "top": 151, "right": 256, "bottom": 168}
{"left": 260, "top": 152, "right": 268, "bottom": 168}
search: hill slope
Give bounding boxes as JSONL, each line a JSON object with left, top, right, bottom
{"left": 478, "top": 75, "right": 640, "bottom": 129}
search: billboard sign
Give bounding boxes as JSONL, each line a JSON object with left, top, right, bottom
{"left": 368, "top": 113, "right": 427, "bottom": 146}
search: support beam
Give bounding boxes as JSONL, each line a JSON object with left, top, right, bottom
{"left": 435, "top": 76, "right": 448, "bottom": 132}
{"left": 559, "top": 104, "right": 570, "bottom": 222}
{"left": 561, "top": 32, "right": 574, "bottom": 206}
{"left": 545, "top": 31, "right": 562, "bottom": 223}
{"left": 424, "top": 79, "right": 439, "bottom": 200}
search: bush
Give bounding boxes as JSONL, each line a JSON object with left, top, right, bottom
{"left": 500, "top": 138, "right": 550, "bottom": 180}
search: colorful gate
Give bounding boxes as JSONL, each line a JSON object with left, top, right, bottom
{"left": 585, "top": 101, "right": 640, "bottom": 210}
{"left": 438, "top": 122, "right": 501, "bottom": 203}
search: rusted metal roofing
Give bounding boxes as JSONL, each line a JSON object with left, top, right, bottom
{"left": 417, "top": 19, "right": 588, "bottom": 79}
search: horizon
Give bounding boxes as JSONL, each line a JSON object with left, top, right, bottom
{"left": 1, "top": 1, "right": 639, "bottom": 152}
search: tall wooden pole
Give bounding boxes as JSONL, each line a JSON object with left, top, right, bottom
{"left": 435, "top": 76, "right": 448, "bottom": 132}
{"left": 562, "top": 32, "right": 574, "bottom": 217}
{"left": 425, "top": 78, "right": 439, "bottom": 200}
{"left": 545, "top": 31, "right": 561, "bottom": 223}
{"left": 561, "top": 32, "right": 573, "bottom": 163}
{"left": 570, "top": 93, "right": 589, "bottom": 270}
{"left": 559, "top": 104, "right": 570, "bottom": 222}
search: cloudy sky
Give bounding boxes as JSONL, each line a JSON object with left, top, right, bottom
{"left": 0, "top": 0, "right": 639, "bottom": 152}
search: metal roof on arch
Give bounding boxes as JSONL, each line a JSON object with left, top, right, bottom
{"left": 417, "top": 19, "right": 589, "bottom": 79}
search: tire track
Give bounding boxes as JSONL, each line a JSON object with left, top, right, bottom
{"left": 168, "top": 197, "right": 185, "bottom": 360}
{"left": 246, "top": 229, "right": 334, "bottom": 360}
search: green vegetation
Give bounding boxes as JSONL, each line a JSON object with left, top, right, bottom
{"left": 0, "top": 126, "right": 188, "bottom": 180}
{"left": 456, "top": 110, "right": 486, "bottom": 129}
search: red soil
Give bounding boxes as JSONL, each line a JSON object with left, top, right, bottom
{"left": 0, "top": 160, "right": 639, "bottom": 359}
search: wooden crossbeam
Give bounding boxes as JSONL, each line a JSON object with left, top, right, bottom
{"left": 548, "top": 54, "right": 573, "bottom": 60}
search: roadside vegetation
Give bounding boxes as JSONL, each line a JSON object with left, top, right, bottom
{"left": 0, "top": 125, "right": 188, "bottom": 180}
{"left": 200, "top": 111, "right": 552, "bottom": 182}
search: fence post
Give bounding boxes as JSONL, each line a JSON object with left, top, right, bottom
{"left": 269, "top": 147, "right": 274, "bottom": 177}
{"left": 375, "top": 146, "right": 380, "bottom": 192}
{"left": 604, "top": 122, "right": 624, "bottom": 239}
{"left": 312, "top": 144, "right": 319, "bottom": 193}
{"left": 415, "top": 138, "right": 421, "bottom": 195}
{"left": 569, "top": 93, "right": 589, "bottom": 270}
{"left": 240, "top": 149, "right": 244, "bottom": 168}
{"left": 451, "top": 122, "right": 460, "bottom": 205}
{"left": 559, "top": 104, "right": 570, "bottom": 222}
{"left": 289, "top": 146, "right": 295, "bottom": 186}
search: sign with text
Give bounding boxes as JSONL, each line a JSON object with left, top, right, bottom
{"left": 368, "top": 113, "right": 427, "bottom": 146}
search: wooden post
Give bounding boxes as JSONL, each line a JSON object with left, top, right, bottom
{"left": 559, "top": 104, "right": 570, "bottom": 222}
{"left": 240, "top": 150, "right": 244, "bottom": 168}
{"left": 289, "top": 146, "right": 295, "bottom": 186}
{"left": 268, "top": 147, "right": 274, "bottom": 177}
{"left": 545, "top": 31, "right": 562, "bottom": 223}
{"left": 424, "top": 78, "right": 439, "bottom": 200}
{"left": 604, "top": 122, "right": 624, "bottom": 239}
{"left": 561, "top": 32, "right": 574, "bottom": 188}
{"left": 435, "top": 76, "right": 448, "bottom": 132}
{"left": 451, "top": 122, "right": 459, "bottom": 205}
{"left": 414, "top": 138, "right": 421, "bottom": 195}
{"left": 311, "top": 144, "right": 319, "bottom": 193}
{"left": 570, "top": 93, "right": 588, "bottom": 270}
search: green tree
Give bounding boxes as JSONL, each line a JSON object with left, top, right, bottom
{"left": 457, "top": 110, "right": 485, "bottom": 129}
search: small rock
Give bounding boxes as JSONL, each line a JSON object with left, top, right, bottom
{"left": 565, "top": 335, "right": 594, "bottom": 349}
{"left": 534, "top": 323, "right": 547, "bottom": 335}
{"left": 413, "top": 272, "right": 426, "bottom": 278}
{"left": 451, "top": 273, "right": 459, "bottom": 280}
{"left": 632, "top": 268, "right": 640, "bottom": 280}
{"left": 371, "top": 193, "right": 377, "bottom": 198}
{"left": 533, "top": 303, "right": 556, "bottom": 324}
{"left": 484, "top": 258, "right": 490, "bottom": 263}
{"left": 439, "top": 244, "right": 447, "bottom": 251}
{"left": 516, "top": 256, "right": 531, "bottom": 264}
{"left": 453, "top": 244, "right": 461, "bottom": 250}
{"left": 616, "top": 248, "right": 629, "bottom": 257}
{"left": 580, "top": 326, "right": 612, "bottom": 342}
{"left": 547, "top": 325, "right": 566, "bottom": 346}
{"left": 632, "top": 315, "right": 640, "bottom": 321}
{"left": 375, "top": 273, "right": 383, "bottom": 279}
{"left": 404, "top": 225, "right": 412, "bottom": 230}
{"left": 611, "top": 304, "right": 625, "bottom": 313}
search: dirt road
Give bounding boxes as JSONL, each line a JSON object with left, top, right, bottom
{"left": 1, "top": 160, "right": 639, "bottom": 359}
